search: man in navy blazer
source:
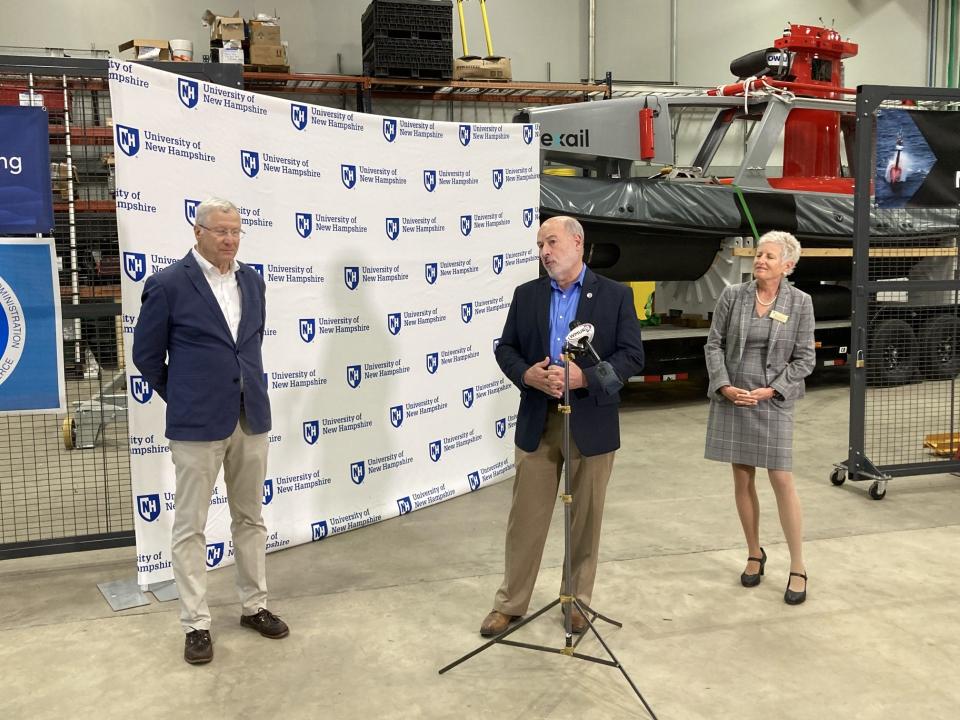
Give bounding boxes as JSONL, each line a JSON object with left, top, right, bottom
{"left": 480, "top": 215, "right": 644, "bottom": 637}
{"left": 133, "top": 197, "right": 288, "bottom": 665}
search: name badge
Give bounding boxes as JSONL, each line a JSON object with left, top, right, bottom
{"left": 770, "top": 310, "right": 789, "bottom": 323}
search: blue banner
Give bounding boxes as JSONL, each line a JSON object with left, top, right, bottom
{"left": 0, "top": 106, "right": 54, "bottom": 234}
{"left": 0, "top": 239, "right": 64, "bottom": 413}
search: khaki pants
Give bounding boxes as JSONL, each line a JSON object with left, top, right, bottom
{"left": 169, "top": 414, "right": 269, "bottom": 632}
{"left": 493, "top": 409, "right": 615, "bottom": 616}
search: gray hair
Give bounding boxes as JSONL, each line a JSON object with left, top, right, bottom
{"left": 541, "top": 215, "right": 584, "bottom": 241}
{"left": 757, "top": 230, "right": 801, "bottom": 275}
{"left": 195, "top": 197, "right": 239, "bottom": 227}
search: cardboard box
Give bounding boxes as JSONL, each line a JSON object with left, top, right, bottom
{"left": 453, "top": 56, "right": 512, "bottom": 81}
{"left": 248, "top": 20, "right": 281, "bottom": 45}
{"left": 50, "top": 162, "right": 78, "bottom": 200}
{"left": 117, "top": 39, "right": 171, "bottom": 61}
{"left": 203, "top": 9, "right": 245, "bottom": 41}
{"left": 247, "top": 44, "right": 287, "bottom": 66}
{"left": 212, "top": 46, "right": 244, "bottom": 64}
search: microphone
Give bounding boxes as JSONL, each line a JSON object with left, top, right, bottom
{"left": 567, "top": 321, "right": 624, "bottom": 395}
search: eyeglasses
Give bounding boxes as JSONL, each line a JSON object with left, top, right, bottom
{"left": 197, "top": 224, "right": 245, "bottom": 239}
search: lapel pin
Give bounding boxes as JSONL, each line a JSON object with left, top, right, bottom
{"left": 586, "top": 292, "right": 593, "bottom": 299}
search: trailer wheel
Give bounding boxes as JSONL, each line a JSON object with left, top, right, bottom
{"left": 920, "top": 314, "right": 960, "bottom": 380}
{"left": 829, "top": 467, "right": 846, "bottom": 486}
{"left": 868, "top": 481, "right": 887, "bottom": 500}
{"left": 868, "top": 319, "right": 917, "bottom": 386}
{"left": 62, "top": 416, "right": 76, "bottom": 450}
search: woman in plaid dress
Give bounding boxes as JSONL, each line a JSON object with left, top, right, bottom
{"left": 704, "top": 231, "right": 816, "bottom": 604}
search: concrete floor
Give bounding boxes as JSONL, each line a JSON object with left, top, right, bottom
{"left": 2, "top": 374, "right": 960, "bottom": 720}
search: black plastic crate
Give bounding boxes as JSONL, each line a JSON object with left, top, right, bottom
{"left": 362, "top": 0, "right": 452, "bottom": 44}
{"left": 363, "top": 38, "right": 452, "bottom": 78}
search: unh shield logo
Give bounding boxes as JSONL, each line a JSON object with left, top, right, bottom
{"left": 496, "top": 418, "right": 507, "bottom": 438}
{"left": 248, "top": 263, "right": 264, "bottom": 277}
{"left": 397, "top": 496, "right": 413, "bottom": 515}
{"left": 206, "top": 542, "right": 225, "bottom": 568}
{"left": 523, "top": 124, "right": 534, "bottom": 144}
{"left": 123, "top": 252, "right": 146, "bottom": 282}
{"left": 425, "top": 262, "right": 438, "bottom": 285}
{"left": 347, "top": 364, "right": 362, "bottom": 389}
{"left": 350, "top": 460, "right": 366, "bottom": 485}
{"left": 184, "top": 198, "right": 200, "bottom": 226}
{"left": 492, "top": 168, "right": 504, "bottom": 189}
{"left": 390, "top": 405, "right": 404, "bottom": 428}
{"left": 462, "top": 387, "right": 475, "bottom": 408}
{"left": 341, "top": 164, "right": 357, "bottom": 189}
{"left": 299, "top": 318, "right": 316, "bottom": 343}
{"left": 116, "top": 124, "right": 140, "bottom": 156}
{"left": 426, "top": 352, "right": 439, "bottom": 374}
{"left": 291, "top": 103, "right": 308, "bottom": 130}
{"left": 385, "top": 217, "right": 400, "bottom": 241}
{"left": 178, "top": 78, "right": 199, "bottom": 108}
{"left": 523, "top": 207, "right": 535, "bottom": 228}
{"left": 460, "top": 214, "right": 473, "bottom": 237}
{"left": 493, "top": 254, "right": 504, "bottom": 275}
{"left": 460, "top": 302, "right": 473, "bottom": 324}
{"left": 241, "top": 150, "right": 260, "bottom": 178}
{"left": 303, "top": 420, "right": 320, "bottom": 445}
{"left": 130, "top": 375, "right": 153, "bottom": 404}
{"left": 387, "top": 312, "right": 402, "bottom": 336}
{"left": 262, "top": 479, "right": 274, "bottom": 506}
{"left": 429, "top": 440, "right": 442, "bottom": 463}
{"left": 311, "top": 520, "right": 329, "bottom": 541}
{"left": 344, "top": 266, "right": 360, "bottom": 290}
{"left": 423, "top": 169, "right": 437, "bottom": 192}
{"left": 296, "top": 212, "right": 312, "bottom": 238}
{"left": 458, "top": 124, "right": 471, "bottom": 146}
{"left": 136, "top": 493, "right": 161, "bottom": 522}
{"left": 468, "top": 471, "right": 481, "bottom": 491}
{"left": 383, "top": 118, "right": 397, "bottom": 142}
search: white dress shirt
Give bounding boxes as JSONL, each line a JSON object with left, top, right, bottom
{"left": 191, "top": 247, "right": 241, "bottom": 342}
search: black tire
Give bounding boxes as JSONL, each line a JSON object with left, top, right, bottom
{"left": 829, "top": 468, "right": 846, "bottom": 486}
{"left": 920, "top": 314, "right": 960, "bottom": 380}
{"left": 868, "top": 481, "right": 887, "bottom": 500}
{"left": 868, "top": 319, "right": 917, "bottom": 386}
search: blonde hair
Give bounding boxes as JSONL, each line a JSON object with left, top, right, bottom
{"left": 758, "top": 230, "right": 801, "bottom": 276}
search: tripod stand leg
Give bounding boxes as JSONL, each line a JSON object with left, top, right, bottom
{"left": 576, "top": 599, "right": 623, "bottom": 629}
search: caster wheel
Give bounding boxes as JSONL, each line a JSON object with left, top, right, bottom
{"left": 62, "top": 416, "right": 76, "bottom": 450}
{"left": 868, "top": 481, "right": 887, "bottom": 500}
{"left": 829, "top": 468, "right": 846, "bottom": 486}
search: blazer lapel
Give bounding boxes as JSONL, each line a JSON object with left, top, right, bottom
{"left": 574, "top": 267, "right": 599, "bottom": 327}
{"left": 183, "top": 252, "right": 235, "bottom": 345}
{"left": 536, "top": 275, "right": 551, "bottom": 357}
{"left": 235, "top": 266, "right": 256, "bottom": 344}
{"left": 738, "top": 281, "right": 754, "bottom": 361}
{"left": 767, "top": 280, "right": 794, "bottom": 349}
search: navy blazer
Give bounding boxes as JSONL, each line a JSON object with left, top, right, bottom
{"left": 495, "top": 267, "right": 645, "bottom": 456}
{"left": 132, "top": 251, "right": 271, "bottom": 441}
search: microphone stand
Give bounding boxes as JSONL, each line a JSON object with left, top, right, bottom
{"left": 439, "top": 342, "right": 658, "bottom": 719}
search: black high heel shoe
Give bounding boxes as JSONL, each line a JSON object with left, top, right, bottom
{"left": 740, "top": 547, "right": 766, "bottom": 587}
{"left": 784, "top": 571, "right": 807, "bottom": 605}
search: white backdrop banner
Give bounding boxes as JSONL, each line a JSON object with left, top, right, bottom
{"left": 109, "top": 61, "right": 539, "bottom": 585}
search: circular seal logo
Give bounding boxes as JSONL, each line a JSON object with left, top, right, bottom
{"left": 0, "top": 274, "right": 26, "bottom": 387}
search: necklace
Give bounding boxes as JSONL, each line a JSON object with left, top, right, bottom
{"left": 755, "top": 289, "right": 778, "bottom": 306}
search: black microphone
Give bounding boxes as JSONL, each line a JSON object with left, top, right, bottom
{"left": 568, "top": 321, "right": 624, "bottom": 395}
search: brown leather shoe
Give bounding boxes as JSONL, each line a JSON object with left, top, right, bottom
{"left": 184, "top": 629, "right": 213, "bottom": 664}
{"left": 562, "top": 605, "right": 588, "bottom": 634}
{"left": 480, "top": 609, "right": 520, "bottom": 637}
{"left": 240, "top": 608, "right": 289, "bottom": 639}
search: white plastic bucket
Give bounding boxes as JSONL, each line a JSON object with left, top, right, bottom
{"left": 169, "top": 39, "right": 193, "bottom": 62}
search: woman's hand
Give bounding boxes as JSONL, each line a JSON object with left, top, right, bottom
{"left": 719, "top": 385, "right": 773, "bottom": 406}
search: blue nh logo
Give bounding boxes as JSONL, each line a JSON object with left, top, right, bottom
{"left": 178, "top": 78, "right": 199, "bottom": 108}
{"left": 387, "top": 312, "right": 402, "bottom": 336}
{"left": 241, "top": 150, "right": 260, "bottom": 178}
{"left": 425, "top": 262, "right": 438, "bottom": 285}
{"left": 206, "top": 542, "right": 225, "bottom": 568}
{"left": 492, "top": 168, "right": 504, "bottom": 189}
{"left": 130, "top": 375, "right": 153, "bottom": 404}
{"left": 523, "top": 123, "right": 534, "bottom": 144}
{"left": 303, "top": 420, "right": 320, "bottom": 445}
{"left": 350, "top": 460, "right": 366, "bottom": 485}
{"left": 458, "top": 124, "right": 471, "bottom": 146}
{"left": 460, "top": 214, "right": 473, "bottom": 237}
{"left": 385, "top": 217, "right": 400, "bottom": 241}
{"left": 390, "top": 405, "right": 404, "bottom": 428}
{"left": 383, "top": 118, "right": 397, "bottom": 142}
{"left": 429, "top": 440, "right": 442, "bottom": 462}
{"left": 423, "top": 169, "right": 437, "bottom": 192}
{"left": 496, "top": 418, "right": 507, "bottom": 438}
{"left": 184, "top": 198, "right": 200, "bottom": 226}
{"left": 262, "top": 479, "right": 274, "bottom": 506}
{"left": 523, "top": 207, "right": 535, "bottom": 228}
{"left": 346, "top": 364, "right": 362, "bottom": 389}
{"left": 397, "top": 496, "right": 413, "bottom": 515}
{"left": 460, "top": 302, "right": 473, "bottom": 324}
{"left": 462, "top": 387, "right": 475, "bottom": 408}
{"left": 311, "top": 520, "right": 329, "bottom": 541}
{"left": 296, "top": 212, "right": 312, "bottom": 238}
{"left": 248, "top": 263, "right": 264, "bottom": 277}
{"left": 492, "top": 254, "right": 504, "bottom": 275}
{"left": 493, "top": 337, "right": 501, "bottom": 352}
{"left": 123, "top": 252, "right": 146, "bottom": 282}
{"left": 291, "top": 103, "right": 308, "bottom": 130}
{"left": 116, "top": 124, "right": 140, "bottom": 156}
{"left": 299, "top": 318, "right": 316, "bottom": 343}
{"left": 341, "top": 163, "right": 357, "bottom": 189}
{"left": 137, "top": 494, "right": 161, "bottom": 522}
{"left": 426, "top": 352, "right": 439, "bottom": 375}
{"left": 344, "top": 266, "right": 360, "bottom": 291}
{"left": 468, "top": 471, "right": 481, "bottom": 491}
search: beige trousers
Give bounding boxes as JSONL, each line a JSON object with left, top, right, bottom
{"left": 169, "top": 414, "right": 269, "bottom": 632}
{"left": 493, "top": 409, "right": 615, "bottom": 616}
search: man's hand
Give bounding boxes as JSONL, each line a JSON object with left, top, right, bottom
{"left": 523, "top": 356, "right": 563, "bottom": 398}
{"left": 547, "top": 360, "right": 586, "bottom": 392}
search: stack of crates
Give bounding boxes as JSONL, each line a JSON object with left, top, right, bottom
{"left": 362, "top": 0, "right": 453, "bottom": 79}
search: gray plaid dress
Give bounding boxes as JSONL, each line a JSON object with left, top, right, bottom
{"left": 704, "top": 308, "right": 795, "bottom": 470}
